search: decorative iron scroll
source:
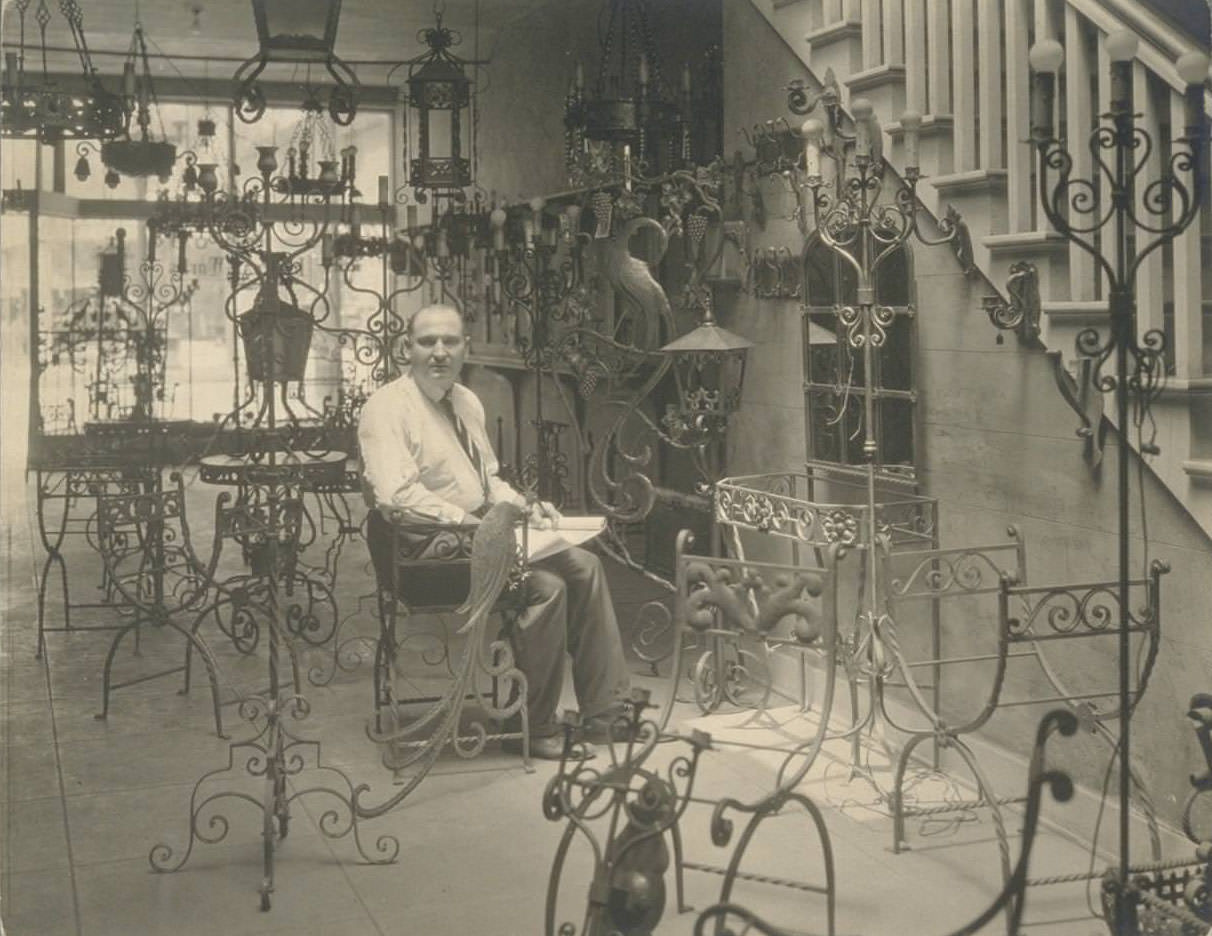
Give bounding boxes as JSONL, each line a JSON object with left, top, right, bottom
{"left": 714, "top": 470, "right": 937, "bottom": 548}
{"left": 543, "top": 688, "right": 710, "bottom": 936}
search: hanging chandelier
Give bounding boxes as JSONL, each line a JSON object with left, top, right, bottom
{"left": 0, "top": 0, "right": 125, "bottom": 142}
{"left": 279, "top": 92, "right": 357, "bottom": 198}
{"left": 564, "top": 0, "right": 689, "bottom": 187}
{"left": 103, "top": 24, "right": 177, "bottom": 181}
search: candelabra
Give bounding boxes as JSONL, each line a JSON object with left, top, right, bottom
{"left": 792, "top": 82, "right": 967, "bottom": 767}
{"left": 493, "top": 196, "right": 590, "bottom": 507}
{"left": 149, "top": 144, "right": 399, "bottom": 911}
{"left": 1023, "top": 32, "right": 1208, "bottom": 936}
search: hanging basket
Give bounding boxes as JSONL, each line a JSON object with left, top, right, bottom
{"left": 239, "top": 296, "right": 314, "bottom": 382}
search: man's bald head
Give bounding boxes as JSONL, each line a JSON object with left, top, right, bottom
{"left": 406, "top": 304, "right": 468, "bottom": 397}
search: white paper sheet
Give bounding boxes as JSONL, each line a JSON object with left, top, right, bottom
{"left": 525, "top": 515, "right": 607, "bottom": 563}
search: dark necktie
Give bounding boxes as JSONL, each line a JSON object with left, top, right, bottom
{"left": 439, "top": 394, "right": 489, "bottom": 497}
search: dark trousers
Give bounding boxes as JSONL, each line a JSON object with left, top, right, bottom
{"left": 367, "top": 512, "right": 630, "bottom": 737}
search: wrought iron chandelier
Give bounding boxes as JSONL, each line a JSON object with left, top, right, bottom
{"left": 564, "top": 0, "right": 690, "bottom": 187}
{"left": 0, "top": 0, "right": 125, "bottom": 142}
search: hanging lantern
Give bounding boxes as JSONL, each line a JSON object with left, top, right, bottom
{"left": 234, "top": 0, "right": 358, "bottom": 125}
{"left": 402, "top": 7, "right": 474, "bottom": 202}
{"left": 658, "top": 303, "right": 753, "bottom": 433}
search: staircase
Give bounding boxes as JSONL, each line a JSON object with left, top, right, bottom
{"left": 747, "top": 0, "right": 1212, "bottom": 538}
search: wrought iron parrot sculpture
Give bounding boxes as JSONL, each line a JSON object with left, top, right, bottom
{"left": 456, "top": 500, "right": 529, "bottom": 634}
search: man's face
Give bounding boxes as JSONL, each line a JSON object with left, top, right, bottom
{"left": 408, "top": 306, "right": 467, "bottom": 394}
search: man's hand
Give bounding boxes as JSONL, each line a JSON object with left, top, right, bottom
{"left": 527, "top": 499, "right": 562, "bottom": 531}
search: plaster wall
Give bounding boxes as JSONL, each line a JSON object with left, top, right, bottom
{"left": 722, "top": 0, "right": 1212, "bottom": 830}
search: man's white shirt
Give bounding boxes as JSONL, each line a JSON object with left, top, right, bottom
{"left": 358, "top": 372, "right": 524, "bottom": 524}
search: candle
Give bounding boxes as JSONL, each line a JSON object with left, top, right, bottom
{"left": 436, "top": 228, "right": 449, "bottom": 258}
{"left": 575, "top": 60, "right": 584, "bottom": 92}
{"left": 638, "top": 54, "right": 649, "bottom": 88}
{"left": 682, "top": 63, "right": 692, "bottom": 97}
{"left": 529, "top": 197, "right": 545, "bottom": 244}
{"left": 321, "top": 233, "right": 333, "bottom": 266}
{"left": 900, "top": 110, "right": 921, "bottom": 170}
{"left": 623, "top": 144, "right": 632, "bottom": 191}
{"left": 851, "top": 98, "right": 873, "bottom": 159}
{"left": 801, "top": 118, "right": 823, "bottom": 177}
{"left": 406, "top": 205, "right": 418, "bottom": 230}
{"left": 491, "top": 207, "right": 507, "bottom": 251}
{"left": 378, "top": 175, "right": 389, "bottom": 205}
{"left": 1028, "top": 40, "right": 1064, "bottom": 141}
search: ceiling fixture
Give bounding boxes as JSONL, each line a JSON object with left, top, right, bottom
{"left": 0, "top": 0, "right": 125, "bottom": 142}
{"left": 233, "top": 0, "right": 359, "bottom": 126}
{"left": 398, "top": 2, "right": 477, "bottom": 212}
{"left": 563, "top": 0, "right": 689, "bottom": 187}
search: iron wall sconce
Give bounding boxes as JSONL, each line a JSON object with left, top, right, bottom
{"left": 981, "top": 261, "right": 1042, "bottom": 345}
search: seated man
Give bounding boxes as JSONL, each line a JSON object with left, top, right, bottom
{"left": 358, "top": 303, "right": 630, "bottom": 758}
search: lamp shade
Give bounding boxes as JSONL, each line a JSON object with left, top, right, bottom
{"left": 659, "top": 319, "right": 754, "bottom": 419}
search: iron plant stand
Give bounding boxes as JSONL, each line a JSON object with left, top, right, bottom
{"left": 149, "top": 147, "right": 399, "bottom": 910}
{"left": 1025, "top": 35, "right": 1206, "bottom": 935}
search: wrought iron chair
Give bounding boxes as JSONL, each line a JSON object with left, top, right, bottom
{"left": 367, "top": 510, "right": 531, "bottom": 781}
{"left": 880, "top": 536, "right": 1168, "bottom": 930}
{"left": 665, "top": 531, "right": 842, "bottom": 936}
{"left": 93, "top": 471, "right": 227, "bottom": 736}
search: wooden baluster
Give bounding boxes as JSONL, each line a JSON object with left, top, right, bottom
{"left": 1170, "top": 86, "right": 1203, "bottom": 379}
{"left": 904, "top": 0, "right": 927, "bottom": 114}
{"left": 926, "top": 0, "right": 951, "bottom": 116}
{"left": 1096, "top": 32, "right": 1118, "bottom": 304}
{"left": 881, "top": 0, "right": 903, "bottom": 66}
{"left": 1133, "top": 62, "right": 1164, "bottom": 345}
{"left": 977, "top": 0, "right": 1004, "bottom": 171}
{"left": 861, "top": 0, "right": 881, "bottom": 70}
{"left": 951, "top": 0, "right": 977, "bottom": 172}
{"left": 1005, "top": 0, "right": 1032, "bottom": 232}
{"left": 1064, "top": 7, "right": 1095, "bottom": 301}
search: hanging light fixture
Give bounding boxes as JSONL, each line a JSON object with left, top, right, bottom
{"left": 233, "top": 0, "right": 358, "bottom": 126}
{"left": 1, "top": 0, "right": 125, "bottom": 142}
{"left": 564, "top": 0, "right": 689, "bottom": 187}
{"left": 277, "top": 91, "right": 356, "bottom": 197}
{"left": 74, "top": 23, "right": 177, "bottom": 185}
{"left": 399, "top": 2, "right": 476, "bottom": 208}
{"left": 658, "top": 299, "right": 753, "bottom": 442}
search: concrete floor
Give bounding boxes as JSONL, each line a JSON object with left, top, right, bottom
{"left": 0, "top": 474, "right": 1114, "bottom": 935}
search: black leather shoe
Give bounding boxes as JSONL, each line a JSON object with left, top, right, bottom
{"left": 502, "top": 734, "right": 595, "bottom": 761}
{"left": 580, "top": 709, "right": 633, "bottom": 745}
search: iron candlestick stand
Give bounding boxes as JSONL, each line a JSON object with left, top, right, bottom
{"left": 148, "top": 146, "right": 400, "bottom": 910}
